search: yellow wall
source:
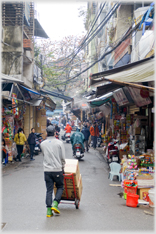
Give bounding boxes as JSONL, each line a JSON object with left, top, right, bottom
{"left": 23, "top": 105, "right": 30, "bottom": 138}
{"left": 36, "top": 108, "right": 47, "bottom": 139}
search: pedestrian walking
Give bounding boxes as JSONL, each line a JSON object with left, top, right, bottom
{"left": 27, "top": 128, "right": 36, "bottom": 161}
{"left": 40, "top": 125, "right": 66, "bottom": 217}
{"left": 14, "top": 128, "right": 27, "bottom": 161}
{"left": 81, "top": 124, "right": 90, "bottom": 152}
{"left": 90, "top": 122, "right": 99, "bottom": 149}
{"left": 61, "top": 116, "right": 66, "bottom": 128}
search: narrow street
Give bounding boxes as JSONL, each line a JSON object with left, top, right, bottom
{"left": 2, "top": 131, "right": 154, "bottom": 232}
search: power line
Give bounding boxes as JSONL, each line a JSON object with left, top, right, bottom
{"left": 47, "top": 21, "right": 141, "bottom": 86}
{"left": 45, "top": 2, "right": 120, "bottom": 83}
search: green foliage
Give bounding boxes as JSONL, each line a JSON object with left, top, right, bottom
{"left": 35, "top": 36, "right": 85, "bottom": 93}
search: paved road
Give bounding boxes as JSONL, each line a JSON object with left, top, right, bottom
{"left": 1, "top": 132, "right": 154, "bottom": 232}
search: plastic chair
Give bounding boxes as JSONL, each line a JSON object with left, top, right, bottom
{"left": 108, "top": 162, "right": 121, "bottom": 181}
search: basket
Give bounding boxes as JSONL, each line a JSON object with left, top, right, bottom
{"left": 124, "top": 180, "right": 138, "bottom": 195}
{"left": 126, "top": 193, "right": 139, "bottom": 207}
{"left": 126, "top": 186, "right": 137, "bottom": 194}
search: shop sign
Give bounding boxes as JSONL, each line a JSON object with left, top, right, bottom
{"left": 81, "top": 103, "right": 88, "bottom": 109}
{"left": 113, "top": 89, "right": 129, "bottom": 106}
{"left": 114, "top": 115, "right": 121, "bottom": 120}
{"left": 128, "top": 87, "right": 151, "bottom": 107}
{"left": 140, "top": 88, "right": 149, "bottom": 98}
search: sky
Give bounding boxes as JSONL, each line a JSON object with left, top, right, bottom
{"left": 35, "top": 1, "right": 87, "bottom": 41}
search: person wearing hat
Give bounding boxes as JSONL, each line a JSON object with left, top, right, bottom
{"left": 40, "top": 125, "right": 66, "bottom": 217}
{"left": 90, "top": 122, "right": 99, "bottom": 149}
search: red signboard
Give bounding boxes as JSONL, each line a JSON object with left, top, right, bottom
{"left": 128, "top": 87, "right": 151, "bottom": 107}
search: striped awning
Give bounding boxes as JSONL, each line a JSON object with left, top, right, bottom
{"left": 90, "top": 57, "right": 155, "bottom": 87}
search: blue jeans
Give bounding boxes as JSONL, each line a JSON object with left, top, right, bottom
{"left": 44, "top": 171, "right": 64, "bottom": 208}
{"left": 91, "top": 136, "right": 97, "bottom": 149}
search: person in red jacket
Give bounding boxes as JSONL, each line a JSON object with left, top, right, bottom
{"left": 64, "top": 123, "right": 72, "bottom": 133}
{"left": 63, "top": 123, "right": 72, "bottom": 139}
{"left": 90, "top": 121, "right": 99, "bottom": 149}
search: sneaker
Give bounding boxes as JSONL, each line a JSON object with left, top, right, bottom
{"left": 51, "top": 200, "right": 60, "bottom": 214}
{"left": 30, "top": 158, "right": 35, "bottom": 161}
{"left": 47, "top": 207, "right": 53, "bottom": 217}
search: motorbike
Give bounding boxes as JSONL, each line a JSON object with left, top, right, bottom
{"left": 106, "top": 140, "right": 120, "bottom": 164}
{"left": 34, "top": 133, "right": 43, "bottom": 155}
{"left": 97, "top": 133, "right": 102, "bottom": 147}
{"left": 55, "top": 131, "right": 59, "bottom": 139}
{"left": 73, "top": 143, "right": 84, "bottom": 160}
{"left": 34, "top": 139, "right": 40, "bottom": 155}
{"left": 65, "top": 132, "right": 71, "bottom": 143}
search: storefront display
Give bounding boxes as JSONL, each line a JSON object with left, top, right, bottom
{"left": 120, "top": 150, "right": 155, "bottom": 205}
{"left": 2, "top": 113, "right": 14, "bottom": 161}
{"left": 2, "top": 92, "right": 26, "bottom": 162}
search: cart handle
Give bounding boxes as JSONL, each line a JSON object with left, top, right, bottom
{"left": 63, "top": 173, "right": 73, "bottom": 176}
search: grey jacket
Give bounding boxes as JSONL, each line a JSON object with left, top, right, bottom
{"left": 40, "top": 136, "right": 66, "bottom": 172}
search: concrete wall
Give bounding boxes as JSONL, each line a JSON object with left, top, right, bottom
{"left": 115, "top": 5, "right": 133, "bottom": 40}
{"left": 2, "top": 25, "right": 34, "bottom": 88}
{"left": 2, "top": 26, "right": 23, "bottom": 78}
{"left": 23, "top": 50, "right": 34, "bottom": 88}
{"left": 36, "top": 108, "right": 47, "bottom": 139}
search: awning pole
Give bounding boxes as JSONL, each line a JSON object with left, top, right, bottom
{"left": 9, "top": 83, "right": 14, "bottom": 98}
{"left": 102, "top": 78, "right": 155, "bottom": 92}
{"left": 15, "top": 83, "right": 26, "bottom": 101}
{"left": 2, "top": 95, "right": 33, "bottom": 105}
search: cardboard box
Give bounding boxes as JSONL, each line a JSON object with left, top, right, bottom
{"left": 119, "top": 150, "right": 127, "bottom": 159}
{"left": 137, "top": 188, "right": 150, "bottom": 200}
{"left": 64, "top": 159, "right": 80, "bottom": 187}
{"left": 135, "top": 127, "right": 141, "bottom": 135}
{"left": 54, "top": 174, "right": 83, "bottom": 200}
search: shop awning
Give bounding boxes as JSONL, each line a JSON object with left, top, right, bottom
{"left": 29, "top": 99, "right": 43, "bottom": 106}
{"left": 40, "top": 88, "right": 74, "bottom": 102}
{"left": 1, "top": 73, "right": 24, "bottom": 83}
{"left": 96, "top": 83, "right": 124, "bottom": 97}
{"left": 71, "top": 108, "right": 81, "bottom": 119}
{"left": 95, "top": 79, "right": 154, "bottom": 98}
{"left": 29, "top": 97, "right": 56, "bottom": 110}
{"left": 2, "top": 82, "right": 56, "bottom": 110}
{"left": 90, "top": 56, "right": 154, "bottom": 86}
{"left": 87, "top": 92, "right": 113, "bottom": 108}
{"left": 34, "top": 18, "right": 49, "bottom": 38}
{"left": 19, "top": 85, "right": 41, "bottom": 95}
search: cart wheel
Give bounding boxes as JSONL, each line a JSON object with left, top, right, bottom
{"left": 75, "top": 198, "right": 79, "bottom": 209}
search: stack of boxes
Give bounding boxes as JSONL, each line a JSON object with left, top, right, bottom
{"left": 54, "top": 159, "right": 83, "bottom": 200}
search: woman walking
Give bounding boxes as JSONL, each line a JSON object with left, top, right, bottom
{"left": 14, "top": 128, "right": 27, "bottom": 161}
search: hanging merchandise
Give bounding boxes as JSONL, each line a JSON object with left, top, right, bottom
{"left": 120, "top": 114, "right": 127, "bottom": 143}
{"left": 127, "top": 155, "right": 138, "bottom": 170}
{"left": 2, "top": 115, "right": 14, "bottom": 161}
{"left": 12, "top": 93, "right": 19, "bottom": 116}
